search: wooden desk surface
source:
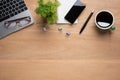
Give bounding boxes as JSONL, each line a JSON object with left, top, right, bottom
{"left": 0, "top": 0, "right": 120, "bottom": 80}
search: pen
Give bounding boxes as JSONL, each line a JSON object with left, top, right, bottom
{"left": 79, "top": 10, "right": 94, "bottom": 34}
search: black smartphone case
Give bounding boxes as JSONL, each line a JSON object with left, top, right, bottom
{"left": 65, "top": 0, "right": 86, "bottom": 24}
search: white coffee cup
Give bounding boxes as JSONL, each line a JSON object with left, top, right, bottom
{"left": 95, "top": 10, "right": 115, "bottom": 30}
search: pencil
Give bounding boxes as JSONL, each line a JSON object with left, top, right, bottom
{"left": 79, "top": 10, "right": 94, "bottom": 34}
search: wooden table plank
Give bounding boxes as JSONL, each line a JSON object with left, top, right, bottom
{"left": 0, "top": 60, "right": 120, "bottom": 80}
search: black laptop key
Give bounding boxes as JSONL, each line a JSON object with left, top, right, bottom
{"left": 0, "top": 2, "right": 2, "bottom": 6}
{"left": 24, "top": 6, "right": 28, "bottom": 10}
{"left": 15, "top": 12, "right": 18, "bottom": 15}
{"left": 12, "top": 8, "right": 15, "bottom": 12}
{"left": 13, "top": 0, "right": 16, "bottom": 4}
{"left": 10, "top": 1, "right": 13, "bottom": 5}
{"left": 12, "top": 4, "right": 16, "bottom": 8}
{"left": 3, "top": 1, "right": 7, "bottom": 4}
{"left": 15, "top": 3, "right": 19, "bottom": 7}
{"left": 19, "top": 4, "right": 25, "bottom": 9}
{"left": 19, "top": 1, "right": 24, "bottom": 5}
{"left": 6, "top": 3, "right": 10, "bottom": 7}
{"left": 6, "top": 0, "right": 11, "bottom": 2}
{"left": 10, "top": 13, "right": 14, "bottom": 17}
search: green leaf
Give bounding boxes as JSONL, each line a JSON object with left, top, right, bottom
{"left": 35, "top": 0, "right": 60, "bottom": 24}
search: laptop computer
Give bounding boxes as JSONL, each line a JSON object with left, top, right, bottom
{"left": 0, "top": 0, "right": 34, "bottom": 38}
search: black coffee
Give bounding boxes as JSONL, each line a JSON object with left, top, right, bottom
{"left": 96, "top": 11, "right": 113, "bottom": 28}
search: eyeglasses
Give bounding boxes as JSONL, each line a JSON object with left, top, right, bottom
{"left": 4, "top": 16, "right": 31, "bottom": 29}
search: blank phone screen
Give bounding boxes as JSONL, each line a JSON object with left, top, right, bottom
{"left": 65, "top": 5, "right": 85, "bottom": 24}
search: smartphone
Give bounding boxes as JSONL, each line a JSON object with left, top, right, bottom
{"left": 65, "top": 0, "right": 86, "bottom": 24}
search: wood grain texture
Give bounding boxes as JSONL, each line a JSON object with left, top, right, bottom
{"left": 0, "top": 0, "right": 120, "bottom": 80}
{"left": 0, "top": 60, "right": 120, "bottom": 80}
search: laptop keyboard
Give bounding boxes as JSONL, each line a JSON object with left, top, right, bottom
{"left": 0, "top": 0, "right": 28, "bottom": 22}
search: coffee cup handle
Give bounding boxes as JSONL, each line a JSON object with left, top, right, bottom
{"left": 110, "top": 26, "right": 116, "bottom": 30}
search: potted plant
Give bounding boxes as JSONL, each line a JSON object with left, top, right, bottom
{"left": 35, "top": 0, "right": 60, "bottom": 31}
